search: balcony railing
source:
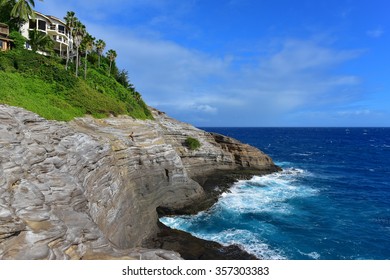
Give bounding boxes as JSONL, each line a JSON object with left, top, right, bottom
{"left": 48, "top": 25, "right": 66, "bottom": 35}
{"left": 0, "top": 26, "right": 9, "bottom": 36}
{"left": 52, "top": 35, "right": 69, "bottom": 45}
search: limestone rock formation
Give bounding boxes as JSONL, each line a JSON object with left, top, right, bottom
{"left": 0, "top": 104, "right": 279, "bottom": 259}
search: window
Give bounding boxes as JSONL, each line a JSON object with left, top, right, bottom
{"left": 29, "top": 20, "right": 37, "bottom": 29}
{"left": 0, "top": 40, "right": 3, "bottom": 49}
{"left": 58, "top": 25, "right": 65, "bottom": 34}
{"left": 38, "top": 20, "right": 46, "bottom": 31}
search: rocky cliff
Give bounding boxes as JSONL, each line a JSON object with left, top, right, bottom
{"left": 0, "top": 104, "right": 279, "bottom": 259}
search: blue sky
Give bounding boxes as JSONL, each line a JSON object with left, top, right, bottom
{"left": 35, "top": 0, "right": 389, "bottom": 127}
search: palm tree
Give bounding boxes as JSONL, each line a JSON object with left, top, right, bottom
{"left": 83, "top": 33, "right": 95, "bottom": 80}
{"left": 64, "top": 11, "right": 78, "bottom": 70}
{"left": 72, "top": 20, "right": 86, "bottom": 77}
{"left": 106, "top": 49, "right": 117, "bottom": 76}
{"left": 28, "top": 29, "right": 53, "bottom": 53}
{"left": 1, "top": 0, "right": 43, "bottom": 28}
{"left": 95, "top": 39, "right": 106, "bottom": 67}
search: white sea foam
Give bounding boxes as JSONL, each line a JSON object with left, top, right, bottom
{"left": 291, "top": 152, "right": 312, "bottom": 157}
{"left": 224, "top": 168, "right": 318, "bottom": 215}
{"left": 161, "top": 166, "right": 319, "bottom": 260}
{"left": 188, "top": 228, "right": 286, "bottom": 260}
{"left": 298, "top": 250, "right": 321, "bottom": 259}
{"left": 161, "top": 216, "right": 193, "bottom": 229}
{"left": 274, "top": 161, "right": 293, "bottom": 168}
{"left": 161, "top": 212, "right": 287, "bottom": 259}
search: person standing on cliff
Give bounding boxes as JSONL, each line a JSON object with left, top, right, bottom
{"left": 129, "top": 132, "right": 135, "bottom": 141}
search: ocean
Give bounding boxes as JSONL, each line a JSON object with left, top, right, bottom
{"left": 160, "top": 128, "right": 390, "bottom": 260}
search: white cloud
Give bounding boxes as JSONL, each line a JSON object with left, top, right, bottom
{"left": 34, "top": 1, "right": 365, "bottom": 126}
{"left": 367, "top": 27, "right": 384, "bottom": 38}
{"left": 285, "top": 108, "right": 386, "bottom": 127}
{"left": 339, "top": 7, "right": 353, "bottom": 19}
{"left": 220, "top": 39, "right": 363, "bottom": 113}
{"left": 193, "top": 104, "right": 218, "bottom": 114}
{"left": 86, "top": 26, "right": 364, "bottom": 125}
{"left": 337, "top": 109, "right": 372, "bottom": 116}
{"left": 264, "top": 39, "right": 362, "bottom": 72}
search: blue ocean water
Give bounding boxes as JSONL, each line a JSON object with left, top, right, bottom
{"left": 161, "top": 128, "right": 390, "bottom": 260}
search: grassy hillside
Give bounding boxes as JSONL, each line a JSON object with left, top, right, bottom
{"left": 0, "top": 49, "right": 153, "bottom": 121}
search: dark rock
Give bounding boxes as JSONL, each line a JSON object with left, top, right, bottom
{"left": 144, "top": 222, "right": 258, "bottom": 260}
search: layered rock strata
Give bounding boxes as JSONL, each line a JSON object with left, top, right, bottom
{"left": 0, "top": 105, "right": 279, "bottom": 259}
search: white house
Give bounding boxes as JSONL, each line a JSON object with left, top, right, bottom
{"left": 20, "top": 11, "right": 73, "bottom": 57}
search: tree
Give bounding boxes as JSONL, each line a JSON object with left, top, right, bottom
{"left": 106, "top": 49, "right": 117, "bottom": 76}
{"left": 64, "top": 11, "right": 77, "bottom": 70}
{"left": 95, "top": 39, "right": 105, "bottom": 67}
{"left": 133, "top": 91, "right": 141, "bottom": 102}
{"left": 9, "top": 30, "right": 26, "bottom": 49}
{"left": 0, "top": 1, "right": 16, "bottom": 30}
{"left": 82, "top": 33, "right": 94, "bottom": 80}
{"left": 116, "top": 69, "right": 130, "bottom": 88}
{"left": 28, "top": 29, "right": 53, "bottom": 53}
{"left": 1, "top": 0, "right": 43, "bottom": 28}
{"left": 72, "top": 20, "right": 86, "bottom": 77}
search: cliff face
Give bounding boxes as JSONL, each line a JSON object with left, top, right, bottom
{"left": 152, "top": 109, "right": 277, "bottom": 180}
{"left": 0, "top": 105, "right": 279, "bottom": 259}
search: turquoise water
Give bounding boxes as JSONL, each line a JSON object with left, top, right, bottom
{"left": 161, "top": 128, "right": 390, "bottom": 259}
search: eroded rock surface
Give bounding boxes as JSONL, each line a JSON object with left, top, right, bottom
{"left": 0, "top": 105, "right": 279, "bottom": 259}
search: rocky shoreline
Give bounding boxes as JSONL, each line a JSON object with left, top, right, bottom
{"left": 0, "top": 104, "right": 280, "bottom": 259}
{"left": 145, "top": 222, "right": 258, "bottom": 260}
{"left": 153, "top": 168, "right": 282, "bottom": 260}
{"left": 158, "top": 167, "right": 280, "bottom": 216}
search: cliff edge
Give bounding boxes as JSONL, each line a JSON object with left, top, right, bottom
{"left": 0, "top": 104, "right": 279, "bottom": 259}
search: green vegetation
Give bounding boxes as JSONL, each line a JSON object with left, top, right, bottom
{"left": 95, "top": 39, "right": 106, "bottom": 67}
{"left": 0, "top": 0, "right": 42, "bottom": 29}
{"left": 106, "top": 49, "right": 117, "bottom": 76}
{"left": 9, "top": 30, "right": 26, "bottom": 49}
{"left": 28, "top": 29, "right": 53, "bottom": 54}
{"left": 0, "top": 49, "right": 153, "bottom": 121}
{"left": 185, "top": 137, "right": 201, "bottom": 150}
{"left": 0, "top": 1, "right": 153, "bottom": 122}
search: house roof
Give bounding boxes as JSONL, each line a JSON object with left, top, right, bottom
{"left": 47, "top": 15, "right": 67, "bottom": 26}
{"left": 33, "top": 11, "right": 53, "bottom": 23}
{"left": 33, "top": 11, "right": 68, "bottom": 27}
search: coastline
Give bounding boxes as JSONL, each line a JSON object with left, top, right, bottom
{"left": 158, "top": 167, "right": 281, "bottom": 216}
{"left": 153, "top": 167, "right": 281, "bottom": 260}
{"left": 0, "top": 104, "right": 280, "bottom": 259}
{"left": 145, "top": 222, "right": 258, "bottom": 260}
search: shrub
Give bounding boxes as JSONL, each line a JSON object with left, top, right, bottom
{"left": 9, "top": 31, "right": 26, "bottom": 50}
{"left": 185, "top": 137, "right": 201, "bottom": 150}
